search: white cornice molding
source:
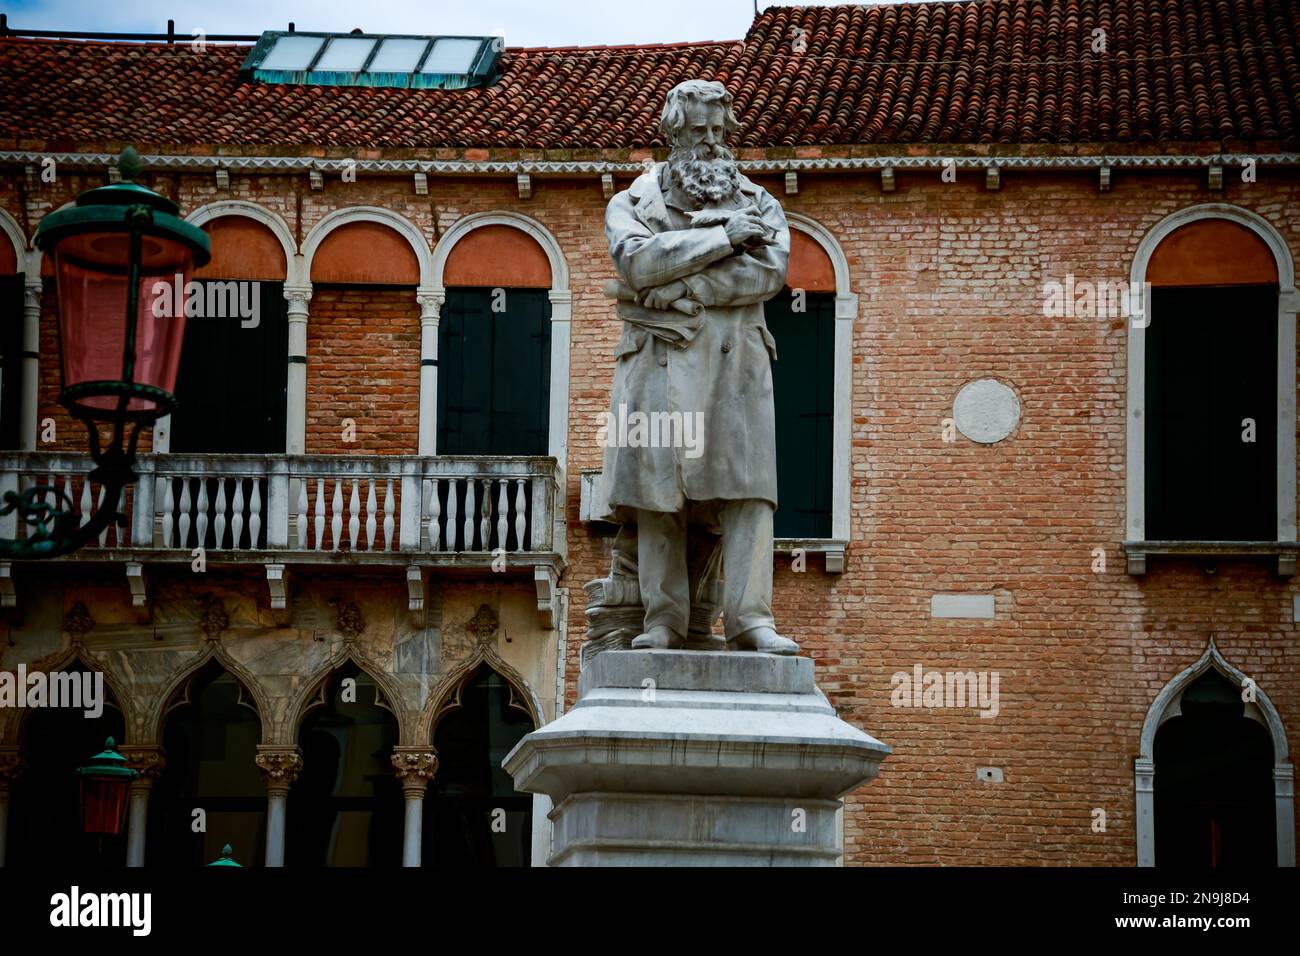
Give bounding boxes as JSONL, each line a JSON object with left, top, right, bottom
{"left": 2, "top": 151, "right": 1298, "bottom": 176}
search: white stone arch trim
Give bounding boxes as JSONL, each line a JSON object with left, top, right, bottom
{"left": 301, "top": 205, "right": 434, "bottom": 289}
{"left": 0, "top": 207, "right": 27, "bottom": 275}
{"left": 429, "top": 210, "right": 571, "bottom": 293}
{"left": 184, "top": 199, "right": 301, "bottom": 285}
{"left": 1135, "top": 636, "right": 1295, "bottom": 867}
{"left": 1127, "top": 203, "right": 1299, "bottom": 546}
{"left": 283, "top": 646, "right": 411, "bottom": 747}
{"left": 426, "top": 211, "right": 572, "bottom": 562}
{"left": 147, "top": 643, "right": 271, "bottom": 748}
{"left": 417, "top": 643, "right": 545, "bottom": 744}
{"left": 0, "top": 645, "right": 135, "bottom": 746}
{"left": 785, "top": 212, "right": 857, "bottom": 548}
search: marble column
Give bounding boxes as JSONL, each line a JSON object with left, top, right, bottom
{"left": 415, "top": 291, "right": 443, "bottom": 456}
{"left": 0, "top": 749, "right": 24, "bottom": 868}
{"left": 391, "top": 748, "right": 438, "bottom": 867}
{"left": 20, "top": 278, "right": 40, "bottom": 449}
{"left": 255, "top": 746, "right": 302, "bottom": 868}
{"left": 283, "top": 286, "right": 312, "bottom": 456}
{"left": 120, "top": 747, "right": 165, "bottom": 868}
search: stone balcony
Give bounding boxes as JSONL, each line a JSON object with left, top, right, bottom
{"left": 0, "top": 452, "right": 565, "bottom": 626}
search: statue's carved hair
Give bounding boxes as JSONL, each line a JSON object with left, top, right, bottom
{"left": 659, "top": 79, "right": 740, "bottom": 143}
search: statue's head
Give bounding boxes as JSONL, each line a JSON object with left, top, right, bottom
{"left": 660, "top": 79, "right": 741, "bottom": 205}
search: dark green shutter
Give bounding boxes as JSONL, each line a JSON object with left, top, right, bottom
{"left": 1145, "top": 285, "right": 1277, "bottom": 540}
{"left": 170, "top": 280, "right": 289, "bottom": 454}
{"left": 437, "top": 287, "right": 551, "bottom": 456}
{"left": 765, "top": 291, "right": 835, "bottom": 538}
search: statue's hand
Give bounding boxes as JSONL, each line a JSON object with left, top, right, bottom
{"left": 641, "top": 280, "right": 689, "bottom": 310}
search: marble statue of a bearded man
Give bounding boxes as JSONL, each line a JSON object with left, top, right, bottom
{"left": 599, "top": 78, "right": 797, "bottom": 655}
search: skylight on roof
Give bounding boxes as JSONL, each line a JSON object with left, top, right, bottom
{"left": 241, "top": 31, "right": 503, "bottom": 89}
{"left": 422, "top": 38, "right": 484, "bottom": 75}
{"left": 258, "top": 35, "right": 324, "bottom": 72}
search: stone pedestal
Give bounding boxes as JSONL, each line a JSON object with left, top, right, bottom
{"left": 504, "top": 649, "right": 890, "bottom": 866}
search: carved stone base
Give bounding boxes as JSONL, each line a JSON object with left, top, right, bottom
{"left": 504, "top": 648, "right": 890, "bottom": 866}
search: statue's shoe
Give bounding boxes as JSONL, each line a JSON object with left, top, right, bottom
{"left": 631, "top": 624, "right": 684, "bottom": 650}
{"left": 727, "top": 626, "right": 799, "bottom": 655}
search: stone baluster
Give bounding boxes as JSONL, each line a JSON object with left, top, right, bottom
{"left": 231, "top": 480, "right": 246, "bottom": 550}
{"left": 365, "top": 479, "right": 377, "bottom": 550}
{"left": 331, "top": 480, "right": 344, "bottom": 549}
{"left": 314, "top": 478, "right": 326, "bottom": 550}
{"left": 514, "top": 479, "right": 527, "bottom": 552}
{"left": 383, "top": 479, "right": 395, "bottom": 551}
{"left": 213, "top": 477, "right": 228, "bottom": 549}
{"left": 248, "top": 479, "right": 262, "bottom": 548}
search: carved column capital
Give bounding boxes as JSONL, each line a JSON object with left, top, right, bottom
{"left": 255, "top": 746, "right": 303, "bottom": 795}
{"left": 391, "top": 748, "right": 439, "bottom": 796}
{"left": 120, "top": 746, "right": 167, "bottom": 790}
{"left": 416, "top": 291, "right": 445, "bottom": 321}
{"left": 283, "top": 285, "right": 313, "bottom": 307}
{"left": 0, "top": 747, "right": 24, "bottom": 792}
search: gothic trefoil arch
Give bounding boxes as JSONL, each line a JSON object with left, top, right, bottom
{"left": 1134, "top": 636, "right": 1295, "bottom": 867}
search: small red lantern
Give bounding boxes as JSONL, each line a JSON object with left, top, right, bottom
{"left": 76, "top": 736, "right": 139, "bottom": 836}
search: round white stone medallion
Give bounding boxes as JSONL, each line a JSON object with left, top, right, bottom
{"left": 953, "top": 379, "right": 1021, "bottom": 444}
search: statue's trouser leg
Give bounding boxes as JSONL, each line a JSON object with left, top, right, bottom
{"left": 719, "top": 499, "right": 776, "bottom": 639}
{"left": 636, "top": 508, "right": 690, "bottom": 638}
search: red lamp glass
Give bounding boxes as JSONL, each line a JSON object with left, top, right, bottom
{"left": 53, "top": 229, "right": 195, "bottom": 421}
{"left": 35, "top": 160, "right": 210, "bottom": 426}
{"left": 76, "top": 736, "right": 139, "bottom": 836}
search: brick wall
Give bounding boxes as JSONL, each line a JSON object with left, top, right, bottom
{"left": 8, "top": 162, "right": 1300, "bottom": 866}
{"left": 305, "top": 285, "right": 420, "bottom": 455}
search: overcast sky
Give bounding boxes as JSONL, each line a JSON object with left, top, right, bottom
{"left": 4, "top": 0, "right": 934, "bottom": 47}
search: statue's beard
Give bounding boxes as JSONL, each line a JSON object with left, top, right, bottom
{"left": 668, "top": 143, "right": 740, "bottom": 205}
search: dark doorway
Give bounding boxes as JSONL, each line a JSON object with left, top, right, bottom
{"left": 424, "top": 666, "right": 535, "bottom": 867}
{"left": 288, "top": 665, "right": 401, "bottom": 867}
{"left": 1153, "top": 669, "right": 1276, "bottom": 867}
{"left": 765, "top": 290, "right": 834, "bottom": 539}
{"left": 148, "top": 664, "right": 265, "bottom": 866}
{"left": 7, "top": 663, "right": 127, "bottom": 867}
{"left": 1145, "top": 285, "right": 1278, "bottom": 540}
{"left": 437, "top": 287, "right": 550, "bottom": 455}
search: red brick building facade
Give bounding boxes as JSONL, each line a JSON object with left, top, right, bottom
{"left": 0, "top": 1, "right": 1297, "bottom": 866}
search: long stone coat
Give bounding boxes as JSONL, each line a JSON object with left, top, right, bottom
{"left": 599, "top": 163, "right": 790, "bottom": 520}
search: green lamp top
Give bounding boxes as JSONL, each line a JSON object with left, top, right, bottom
{"left": 208, "top": 844, "right": 243, "bottom": 867}
{"left": 74, "top": 736, "right": 140, "bottom": 780}
{"left": 33, "top": 147, "right": 211, "bottom": 266}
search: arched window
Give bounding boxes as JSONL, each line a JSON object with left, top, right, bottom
{"left": 148, "top": 663, "right": 264, "bottom": 866}
{"left": 1145, "top": 218, "right": 1279, "bottom": 540}
{"left": 437, "top": 224, "right": 553, "bottom": 455}
{"left": 169, "top": 214, "right": 290, "bottom": 455}
{"left": 1136, "top": 639, "right": 1295, "bottom": 866}
{"left": 288, "top": 664, "right": 401, "bottom": 867}
{"left": 766, "top": 226, "right": 837, "bottom": 539}
{"left": 424, "top": 665, "right": 536, "bottom": 867}
{"left": 307, "top": 218, "right": 423, "bottom": 455}
{"left": 6, "top": 662, "right": 126, "bottom": 866}
{"left": 1127, "top": 204, "right": 1298, "bottom": 572}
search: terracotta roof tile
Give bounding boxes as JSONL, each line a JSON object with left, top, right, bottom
{"left": 0, "top": 0, "right": 1296, "bottom": 152}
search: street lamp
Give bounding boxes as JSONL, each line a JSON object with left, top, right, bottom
{"left": 75, "top": 736, "right": 139, "bottom": 837}
{"left": 1, "top": 147, "right": 210, "bottom": 557}
{"left": 207, "top": 844, "right": 243, "bottom": 867}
